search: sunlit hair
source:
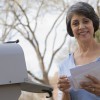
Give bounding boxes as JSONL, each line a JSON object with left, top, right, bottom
{"left": 66, "top": 2, "right": 99, "bottom": 37}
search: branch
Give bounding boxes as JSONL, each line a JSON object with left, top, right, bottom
{"left": 13, "top": 0, "right": 30, "bottom": 26}
{"left": 12, "top": 0, "right": 37, "bottom": 45}
{"left": 28, "top": 71, "right": 45, "bottom": 84}
{"left": 0, "top": 6, "right": 17, "bottom": 41}
{"left": 10, "top": 0, "right": 42, "bottom": 58}
{"left": 47, "top": 33, "right": 68, "bottom": 73}
{"left": 97, "top": 0, "right": 100, "bottom": 17}
{"left": 33, "top": 0, "right": 45, "bottom": 34}
{"left": 9, "top": 4, "right": 30, "bottom": 39}
{"left": 43, "top": 6, "right": 67, "bottom": 58}
{"left": 14, "top": 0, "right": 43, "bottom": 58}
{"left": 52, "top": 13, "right": 66, "bottom": 52}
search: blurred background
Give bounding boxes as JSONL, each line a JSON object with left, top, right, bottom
{"left": 0, "top": 0, "right": 99, "bottom": 100}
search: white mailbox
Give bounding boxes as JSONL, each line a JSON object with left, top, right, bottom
{"left": 0, "top": 41, "right": 53, "bottom": 100}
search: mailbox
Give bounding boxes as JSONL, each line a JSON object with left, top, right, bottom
{"left": 0, "top": 41, "right": 53, "bottom": 100}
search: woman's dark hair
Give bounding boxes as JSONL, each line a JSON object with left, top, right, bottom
{"left": 66, "top": 2, "right": 99, "bottom": 37}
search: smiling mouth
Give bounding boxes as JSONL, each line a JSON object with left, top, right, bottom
{"left": 79, "top": 31, "right": 88, "bottom": 35}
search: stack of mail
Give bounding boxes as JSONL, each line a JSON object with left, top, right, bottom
{"left": 70, "top": 61, "right": 100, "bottom": 89}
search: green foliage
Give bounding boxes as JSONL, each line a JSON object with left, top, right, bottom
{"left": 95, "top": 29, "right": 100, "bottom": 43}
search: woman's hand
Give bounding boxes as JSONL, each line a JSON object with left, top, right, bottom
{"left": 57, "top": 75, "right": 71, "bottom": 93}
{"left": 80, "top": 75, "right": 100, "bottom": 96}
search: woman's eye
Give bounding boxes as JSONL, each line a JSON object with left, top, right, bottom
{"left": 84, "top": 21, "right": 88, "bottom": 23}
{"left": 72, "top": 22, "right": 79, "bottom": 26}
{"left": 83, "top": 19, "right": 89, "bottom": 23}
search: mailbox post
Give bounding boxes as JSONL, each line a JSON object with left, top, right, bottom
{"left": 0, "top": 42, "right": 53, "bottom": 100}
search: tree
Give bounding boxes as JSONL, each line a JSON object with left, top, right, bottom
{"left": 0, "top": 0, "right": 69, "bottom": 99}
{"left": 95, "top": 0, "right": 100, "bottom": 42}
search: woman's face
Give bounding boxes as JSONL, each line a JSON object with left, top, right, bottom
{"left": 71, "top": 14, "right": 94, "bottom": 42}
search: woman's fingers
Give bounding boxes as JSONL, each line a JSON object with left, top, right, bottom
{"left": 59, "top": 75, "right": 67, "bottom": 78}
{"left": 86, "top": 75, "right": 99, "bottom": 84}
{"left": 81, "top": 85, "right": 100, "bottom": 96}
{"left": 81, "top": 81, "right": 100, "bottom": 96}
{"left": 58, "top": 76, "right": 69, "bottom": 83}
{"left": 58, "top": 79, "right": 70, "bottom": 88}
{"left": 58, "top": 83, "right": 70, "bottom": 90}
{"left": 57, "top": 76, "right": 71, "bottom": 92}
{"left": 80, "top": 81, "right": 92, "bottom": 87}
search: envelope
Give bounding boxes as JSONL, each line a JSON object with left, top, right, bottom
{"left": 70, "top": 61, "right": 100, "bottom": 89}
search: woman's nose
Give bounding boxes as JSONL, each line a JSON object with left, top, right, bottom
{"left": 79, "top": 23, "right": 85, "bottom": 29}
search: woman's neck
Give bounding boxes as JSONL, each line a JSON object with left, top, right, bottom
{"left": 77, "top": 39, "right": 99, "bottom": 56}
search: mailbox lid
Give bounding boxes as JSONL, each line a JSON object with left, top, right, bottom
{"left": 21, "top": 80, "right": 53, "bottom": 93}
{"left": 0, "top": 43, "right": 28, "bottom": 85}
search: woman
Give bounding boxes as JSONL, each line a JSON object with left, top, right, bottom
{"left": 57, "top": 2, "right": 100, "bottom": 100}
